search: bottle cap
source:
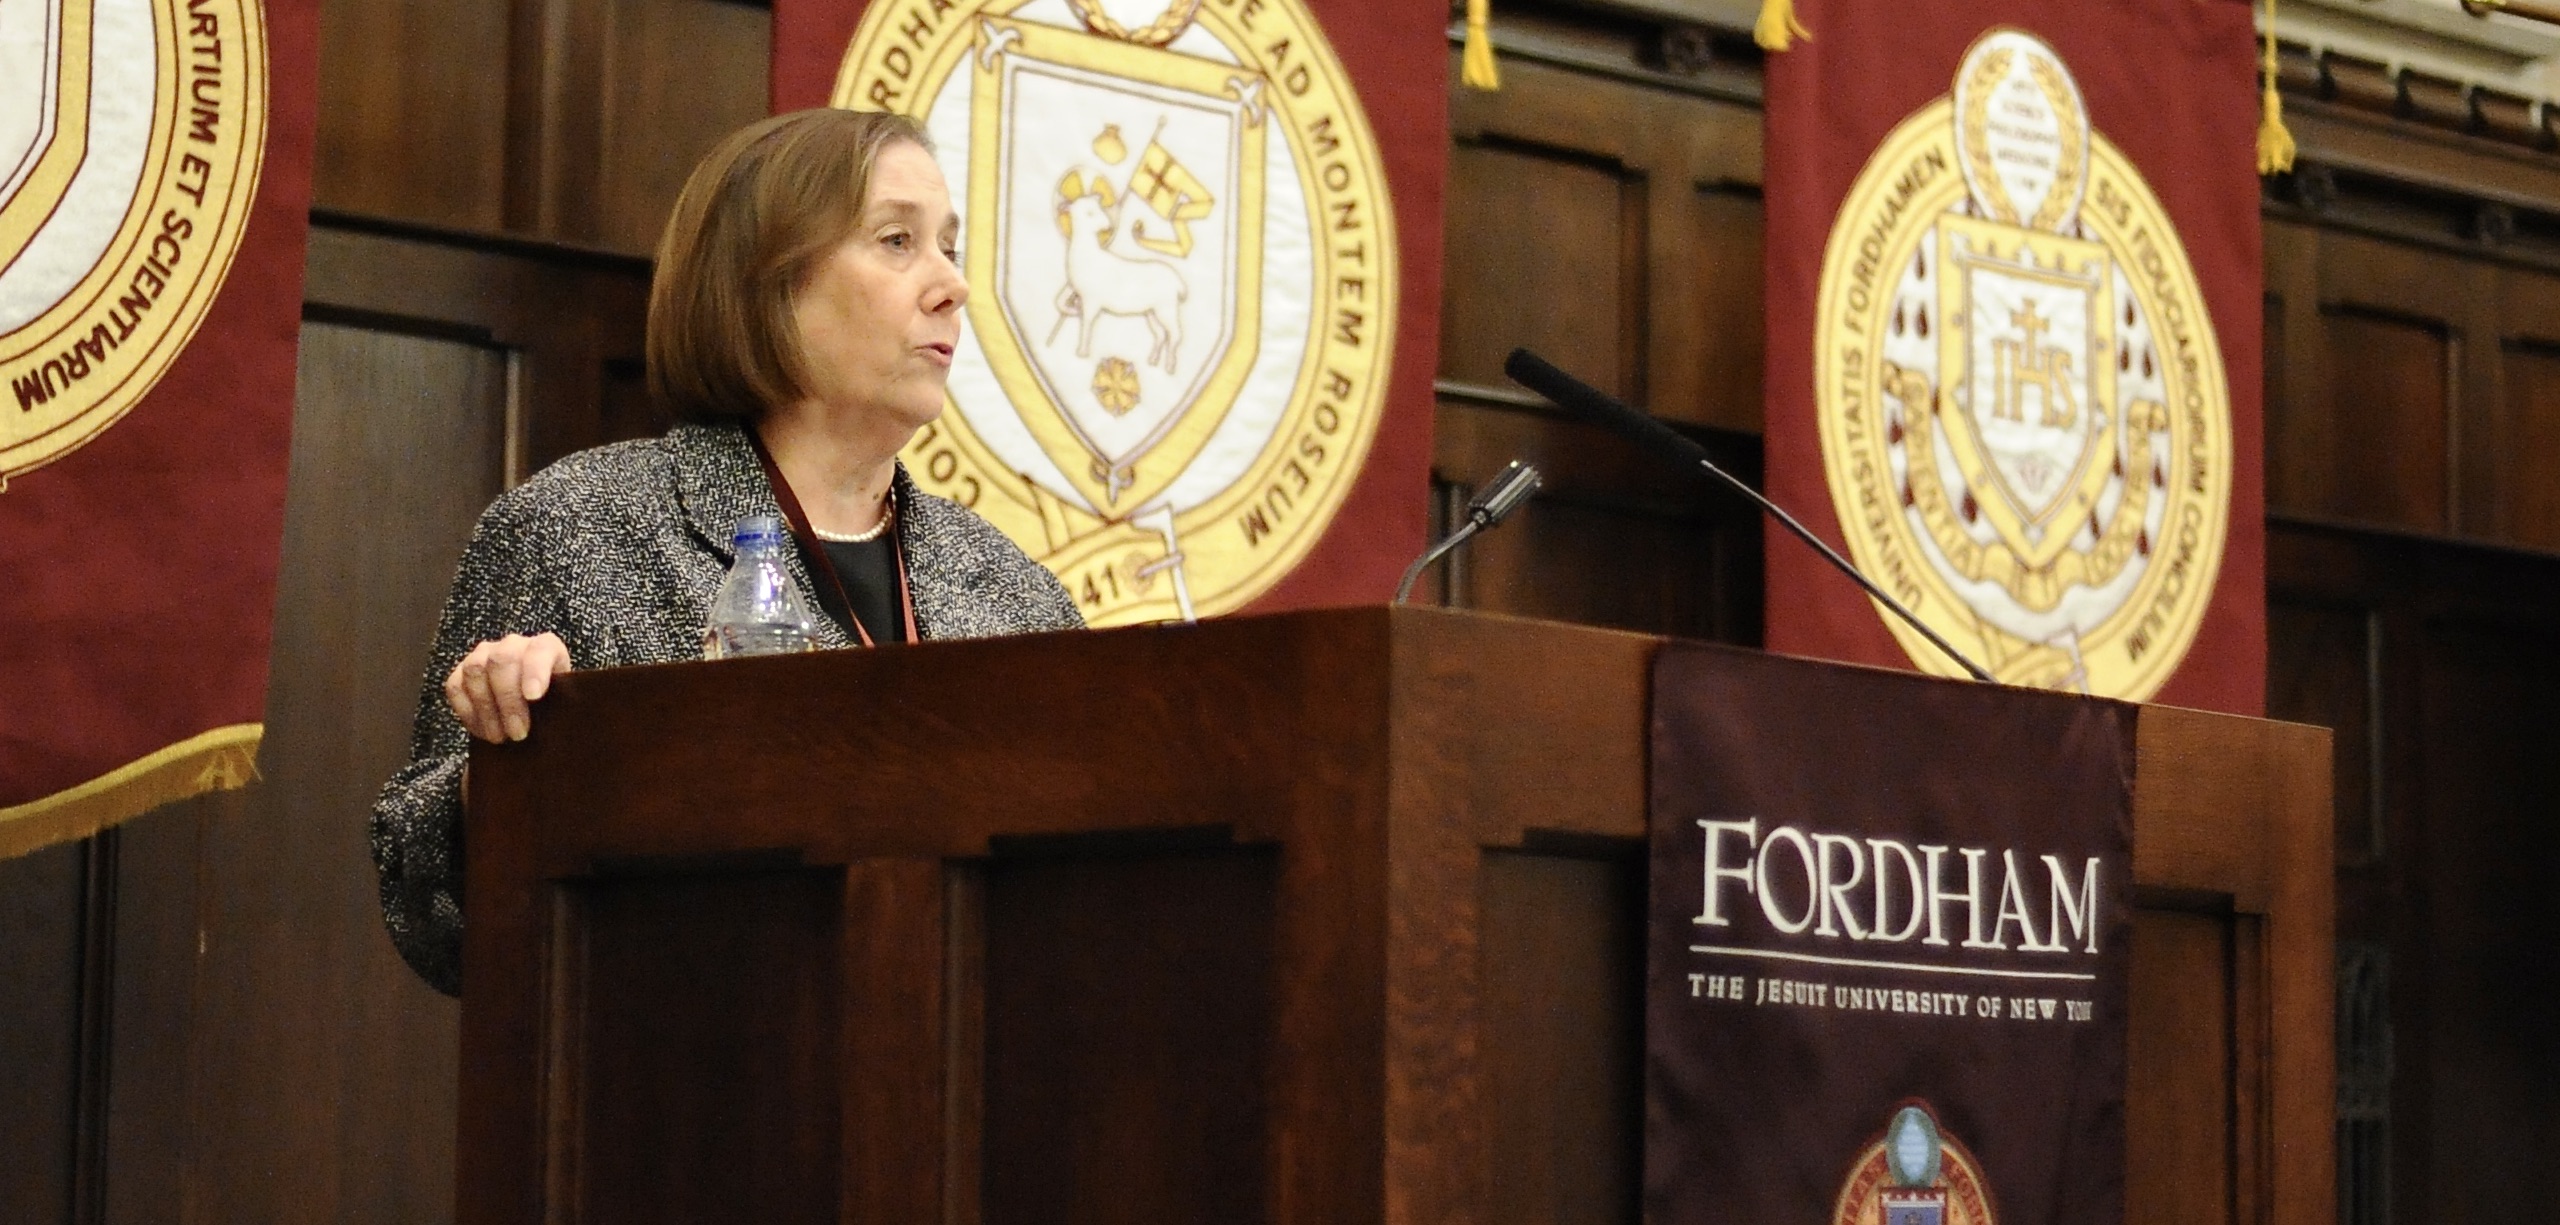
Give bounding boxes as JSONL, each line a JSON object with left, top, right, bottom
{"left": 730, "top": 514, "right": 787, "bottom": 551}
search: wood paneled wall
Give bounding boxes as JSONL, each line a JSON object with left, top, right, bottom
{"left": 2265, "top": 219, "right": 2560, "bottom": 548}
{"left": 317, "top": 0, "right": 769, "bottom": 254}
{"left": 2266, "top": 522, "right": 2560, "bottom": 1225}
{"left": 1430, "top": 45, "right": 1768, "bottom": 642}
{"left": 1441, "top": 57, "right": 1764, "bottom": 434}
{"left": 169, "top": 317, "right": 504, "bottom": 1223}
{"left": 0, "top": 838, "right": 105, "bottom": 1223}
{"left": 0, "top": 219, "right": 652, "bottom": 1225}
{"left": 2254, "top": 103, "right": 2560, "bottom": 1225}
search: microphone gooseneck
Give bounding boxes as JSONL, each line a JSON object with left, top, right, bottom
{"left": 1500, "top": 348, "right": 1995, "bottom": 683}
{"left": 1394, "top": 459, "right": 1544, "bottom": 605}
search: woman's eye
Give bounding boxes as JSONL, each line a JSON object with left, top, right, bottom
{"left": 883, "top": 231, "right": 911, "bottom": 251}
{"left": 943, "top": 245, "right": 962, "bottom": 263}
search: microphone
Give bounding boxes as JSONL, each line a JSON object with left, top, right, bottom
{"left": 1395, "top": 459, "right": 1543, "bottom": 605}
{"left": 1500, "top": 348, "right": 1994, "bottom": 683}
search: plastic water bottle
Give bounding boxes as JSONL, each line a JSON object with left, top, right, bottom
{"left": 702, "top": 515, "right": 817, "bottom": 659}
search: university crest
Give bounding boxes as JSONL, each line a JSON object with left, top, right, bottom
{"left": 837, "top": 0, "right": 1396, "bottom": 625}
{"left": 1814, "top": 29, "right": 2230, "bottom": 698}
{"left": 1832, "top": 1105, "right": 1998, "bottom": 1225}
{"left": 1, "top": 0, "right": 268, "bottom": 487}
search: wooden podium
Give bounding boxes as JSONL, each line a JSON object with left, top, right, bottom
{"left": 458, "top": 607, "right": 2331, "bottom": 1225}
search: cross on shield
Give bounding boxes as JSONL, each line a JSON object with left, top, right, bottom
{"left": 1934, "top": 214, "right": 2118, "bottom": 572}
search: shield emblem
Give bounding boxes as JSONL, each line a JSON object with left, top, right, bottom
{"left": 1934, "top": 214, "right": 2116, "bottom": 572}
{"left": 0, "top": 0, "right": 94, "bottom": 278}
{"left": 1882, "top": 1189, "right": 1947, "bottom": 1225}
{"left": 965, "top": 16, "right": 1266, "bottom": 516}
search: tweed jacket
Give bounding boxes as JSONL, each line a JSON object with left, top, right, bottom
{"left": 371, "top": 421, "right": 1082, "bottom": 995}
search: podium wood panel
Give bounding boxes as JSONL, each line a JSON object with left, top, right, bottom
{"left": 459, "top": 607, "right": 2330, "bottom": 1225}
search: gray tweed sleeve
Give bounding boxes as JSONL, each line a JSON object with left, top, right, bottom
{"left": 1031, "top": 567, "right": 1084, "bottom": 631}
{"left": 369, "top": 494, "right": 569, "bottom": 997}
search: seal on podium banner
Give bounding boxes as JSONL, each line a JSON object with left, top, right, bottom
{"left": 1832, "top": 1104, "right": 1999, "bottom": 1225}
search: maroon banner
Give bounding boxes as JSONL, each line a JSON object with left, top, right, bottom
{"left": 1647, "top": 643, "right": 2135, "bottom": 1225}
{"left": 1763, "top": 2, "right": 2265, "bottom": 713}
{"left": 772, "top": 0, "right": 1441, "bottom": 626}
{"left": 1, "top": 0, "right": 320, "bottom": 855}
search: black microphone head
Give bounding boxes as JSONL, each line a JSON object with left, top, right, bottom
{"left": 1466, "top": 459, "right": 1542, "bottom": 527}
{"left": 1504, "top": 348, "right": 1568, "bottom": 396}
{"left": 1504, "top": 347, "right": 1710, "bottom": 466}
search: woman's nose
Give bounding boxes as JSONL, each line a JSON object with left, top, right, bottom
{"left": 927, "top": 250, "right": 968, "bottom": 312}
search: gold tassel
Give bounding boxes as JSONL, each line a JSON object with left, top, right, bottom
{"left": 2257, "top": 0, "right": 2296, "bottom": 173}
{"left": 1462, "top": 0, "right": 1501, "bottom": 91}
{"left": 1756, "top": 0, "right": 1811, "bottom": 53}
{"left": 0, "top": 725, "right": 263, "bottom": 861}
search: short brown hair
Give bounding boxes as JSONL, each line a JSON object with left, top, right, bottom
{"left": 647, "top": 108, "right": 932, "bottom": 423}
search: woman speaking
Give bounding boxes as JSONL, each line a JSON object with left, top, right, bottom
{"left": 370, "top": 110, "right": 1082, "bottom": 996}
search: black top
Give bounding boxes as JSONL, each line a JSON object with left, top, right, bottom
{"left": 819, "top": 535, "right": 908, "bottom": 644}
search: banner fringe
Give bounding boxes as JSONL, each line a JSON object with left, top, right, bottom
{"left": 1462, "top": 0, "right": 1501, "bottom": 91}
{"left": 1755, "top": 0, "right": 1811, "bottom": 52}
{"left": 0, "top": 725, "right": 264, "bottom": 861}
{"left": 2258, "top": 0, "right": 2296, "bottom": 173}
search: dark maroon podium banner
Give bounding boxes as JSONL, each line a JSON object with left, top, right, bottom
{"left": 1647, "top": 645, "right": 2134, "bottom": 1225}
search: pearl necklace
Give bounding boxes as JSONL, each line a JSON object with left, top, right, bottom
{"left": 811, "top": 500, "right": 893, "bottom": 544}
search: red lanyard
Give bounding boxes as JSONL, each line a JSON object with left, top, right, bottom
{"left": 743, "top": 426, "right": 920, "bottom": 647}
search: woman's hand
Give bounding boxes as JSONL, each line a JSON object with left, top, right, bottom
{"left": 443, "top": 633, "right": 573, "bottom": 744}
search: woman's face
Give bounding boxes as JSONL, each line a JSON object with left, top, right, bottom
{"left": 789, "top": 140, "right": 967, "bottom": 437}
